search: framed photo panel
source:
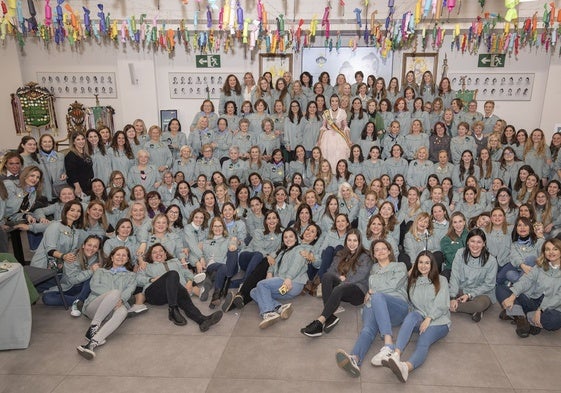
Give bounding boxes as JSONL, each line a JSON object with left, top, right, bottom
{"left": 402, "top": 53, "right": 438, "bottom": 85}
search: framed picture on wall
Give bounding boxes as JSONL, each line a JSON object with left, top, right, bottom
{"left": 259, "top": 54, "right": 293, "bottom": 81}
{"left": 160, "top": 109, "right": 177, "bottom": 132}
{"left": 402, "top": 53, "right": 438, "bottom": 85}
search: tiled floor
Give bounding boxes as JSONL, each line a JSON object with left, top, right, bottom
{"left": 1, "top": 294, "right": 560, "bottom": 393}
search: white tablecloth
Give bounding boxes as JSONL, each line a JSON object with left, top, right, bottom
{"left": 0, "top": 262, "right": 31, "bottom": 350}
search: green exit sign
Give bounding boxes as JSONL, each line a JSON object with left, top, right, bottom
{"left": 478, "top": 54, "right": 506, "bottom": 68}
{"left": 196, "top": 55, "right": 221, "bottom": 68}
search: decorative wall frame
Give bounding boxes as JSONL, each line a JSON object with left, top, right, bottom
{"left": 36, "top": 72, "right": 117, "bottom": 98}
{"left": 168, "top": 72, "right": 230, "bottom": 99}
{"left": 160, "top": 109, "right": 178, "bottom": 132}
{"left": 259, "top": 54, "right": 293, "bottom": 80}
{"left": 402, "top": 53, "right": 438, "bottom": 85}
{"left": 448, "top": 72, "right": 534, "bottom": 101}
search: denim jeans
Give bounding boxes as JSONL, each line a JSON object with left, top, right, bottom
{"left": 496, "top": 263, "right": 513, "bottom": 285}
{"left": 395, "top": 311, "right": 449, "bottom": 369}
{"left": 207, "top": 250, "right": 239, "bottom": 290}
{"left": 42, "top": 279, "right": 91, "bottom": 307}
{"left": 351, "top": 292, "right": 409, "bottom": 365}
{"left": 250, "top": 277, "right": 304, "bottom": 315}
{"left": 238, "top": 251, "right": 264, "bottom": 281}
{"left": 505, "top": 256, "right": 536, "bottom": 283}
{"left": 496, "top": 285, "right": 561, "bottom": 331}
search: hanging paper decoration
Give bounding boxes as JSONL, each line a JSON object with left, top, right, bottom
{"left": 322, "top": 4, "right": 330, "bottom": 39}
{"left": 505, "top": 0, "right": 519, "bottom": 22}
{"left": 0, "top": 0, "right": 556, "bottom": 59}
{"left": 354, "top": 8, "right": 361, "bottom": 27}
{"left": 206, "top": 5, "right": 212, "bottom": 28}
{"left": 386, "top": 0, "right": 394, "bottom": 29}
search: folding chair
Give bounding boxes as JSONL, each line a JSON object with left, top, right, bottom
{"left": 22, "top": 265, "right": 69, "bottom": 310}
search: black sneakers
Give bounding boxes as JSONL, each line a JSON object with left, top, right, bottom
{"left": 301, "top": 320, "right": 323, "bottom": 337}
{"left": 323, "top": 315, "right": 340, "bottom": 333}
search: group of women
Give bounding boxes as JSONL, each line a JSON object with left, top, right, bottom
{"left": 1, "top": 69, "right": 560, "bottom": 380}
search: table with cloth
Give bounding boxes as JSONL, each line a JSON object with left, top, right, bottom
{"left": 0, "top": 262, "right": 31, "bottom": 350}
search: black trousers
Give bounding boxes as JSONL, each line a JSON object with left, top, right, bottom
{"left": 145, "top": 270, "right": 205, "bottom": 324}
{"left": 321, "top": 272, "right": 365, "bottom": 319}
{"left": 239, "top": 258, "right": 270, "bottom": 305}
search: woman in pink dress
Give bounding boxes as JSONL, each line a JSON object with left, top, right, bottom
{"left": 318, "top": 95, "right": 352, "bottom": 173}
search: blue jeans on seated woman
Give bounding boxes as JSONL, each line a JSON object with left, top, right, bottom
{"left": 504, "top": 255, "right": 537, "bottom": 284}
{"left": 395, "top": 311, "right": 449, "bottom": 369}
{"left": 42, "top": 279, "right": 91, "bottom": 307}
{"left": 250, "top": 277, "right": 304, "bottom": 315}
{"left": 351, "top": 292, "right": 409, "bottom": 365}
{"left": 206, "top": 250, "right": 239, "bottom": 290}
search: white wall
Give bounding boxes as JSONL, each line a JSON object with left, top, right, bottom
{"left": 1, "top": 39, "right": 24, "bottom": 149}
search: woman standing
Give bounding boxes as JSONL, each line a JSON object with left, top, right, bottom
{"left": 76, "top": 247, "right": 137, "bottom": 360}
{"left": 128, "top": 150, "right": 160, "bottom": 192}
{"left": 65, "top": 132, "right": 94, "bottom": 197}
{"left": 335, "top": 239, "right": 408, "bottom": 377}
{"left": 301, "top": 229, "right": 372, "bottom": 336}
{"left": 37, "top": 134, "right": 67, "bottom": 202}
{"left": 143, "top": 125, "right": 173, "bottom": 175}
{"left": 384, "top": 251, "right": 450, "bottom": 383}
{"left": 138, "top": 244, "right": 222, "bottom": 330}
{"left": 318, "top": 95, "right": 352, "bottom": 172}
{"left": 17, "top": 135, "right": 40, "bottom": 169}
{"left": 86, "top": 129, "right": 112, "bottom": 185}
{"left": 108, "top": 131, "right": 135, "bottom": 177}
{"left": 449, "top": 228, "right": 498, "bottom": 322}
{"left": 161, "top": 118, "right": 187, "bottom": 160}
{"left": 219, "top": 74, "right": 243, "bottom": 115}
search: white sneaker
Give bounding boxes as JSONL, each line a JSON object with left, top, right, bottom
{"left": 335, "top": 349, "right": 361, "bottom": 378}
{"left": 128, "top": 304, "right": 148, "bottom": 317}
{"left": 278, "top": 303, "right": 293, "bottom": 320}
{"left": 382, "top": 350, "right": 400, "bottom": 368}
{"left": 371, "top": 345, "right": 393, "bottom": 367}
{"left": 387, "top": 356, "right": 409, "bottom": 382}
{"left": 334, "top": 305, "right": 345, "bottom": 314}
{"left": 193, "top": 273, "right": 206, "bottom": 285}
{"left": 259, "top": 312, "right": 281, "bottom": 329}
{"left": 70, "top": 299, "right": 82, "bottom": 317}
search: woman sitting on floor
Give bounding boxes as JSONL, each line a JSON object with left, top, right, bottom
{"left": 138, "top": 244, "right": 222, "bottom": 331}
{"left": 76, "top": 246, "right": 138, "bottom": 360}
{"left": 300, "top": 229, "right": 372, "bottom": 337}
{"left": 335, "top": 239, "right": 408, "bottom": 377}
{"left": 250, "top": 228, "right": 308, "bottom": 329}
{"left": 383, "top": 251, "right": 450, "bottom": 383}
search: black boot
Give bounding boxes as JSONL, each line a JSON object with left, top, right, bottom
{"left": 168, "top": 306, "right": 187, "bottom": 326}
{"left": 220, "top": 277, "right": 232, "bottom": 298}
{"left": 514, "top": 315, "right": 530, "bottom": 338}
{"left": 209, "top": 290, "right": 221, "bottom": 309}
